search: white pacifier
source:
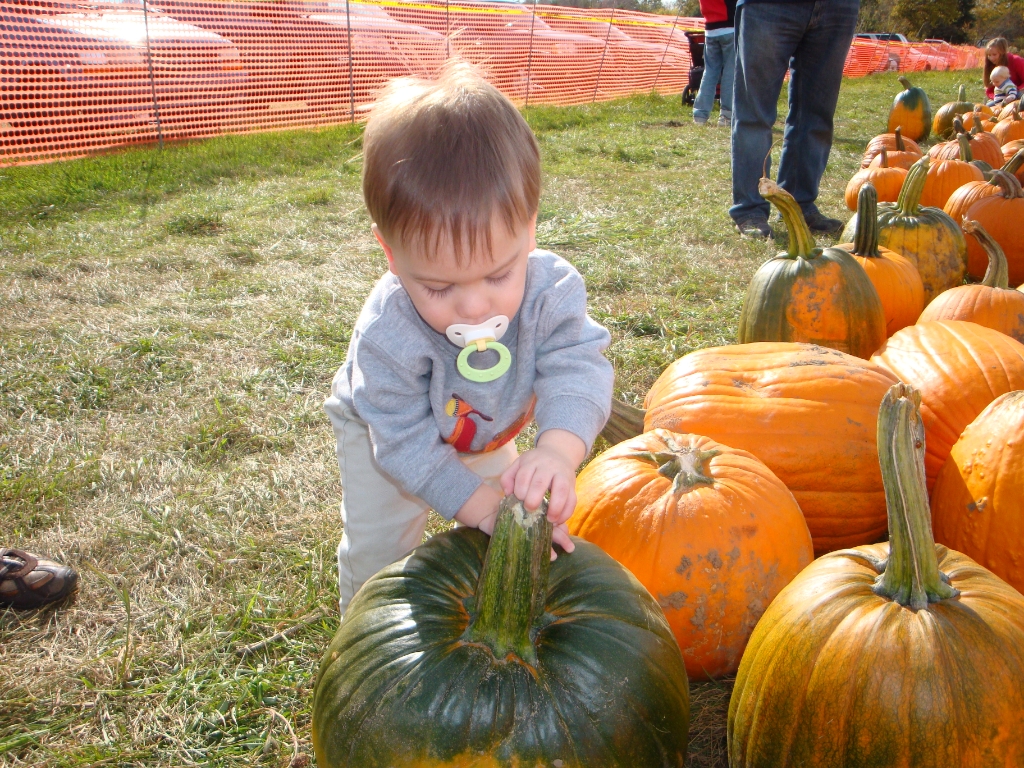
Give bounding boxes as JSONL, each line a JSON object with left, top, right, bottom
{"left": 445, "top": 316, "right": 511, "bottom": 383}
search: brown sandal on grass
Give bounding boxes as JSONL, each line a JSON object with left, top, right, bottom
{"left": 0, "top": 548, "right": 79, "bottom": 610}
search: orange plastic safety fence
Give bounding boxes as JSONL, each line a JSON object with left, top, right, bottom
{"left": 0, "top": 0, "right": 984, "bottom": 165}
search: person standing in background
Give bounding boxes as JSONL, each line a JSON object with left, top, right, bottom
{"left": 692, "top": 0, "right": 737, "bottom": 127}
{"left": 729, "top": 0, "right": 860, "bottom": 239}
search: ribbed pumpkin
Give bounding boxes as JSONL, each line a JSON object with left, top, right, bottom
{"left": 920, "top": 131, "right": 985, "bottom": 209}
{"left": 928, "top": 117, "right": 1004, "bottom": 168}
{"left": 960, "top": 108, "right": 992, "bottom": 132}
{"left": 998, "top": 98, "right": 1020, "bottom": 121}
{"left": 993, "top": 102, "right": 1024, "bottom": 145}
{"left": 311, "top": 495, "right": 691, "bottom": 768}
{"left": 932, "top": 84, "right": 974, "bottom": 138}
{"left": 961, "top": 168, "right": 1024, "bottom": 284}
{"left": 836, "top": 184, "right": 924, "bottom": 335}
{"left": 919, "top": 221, "right": 1024, "bottom": 342}
{"left": 643, "top": 342, "right": 899, "bottom": 555}
{"left": 571, "top": 429, "right": 813, "bottom": 680}
{"left": 1003, "top": 140, "right": 1024, "bottom": 182}
{"left": 887, "top": 76, "right": 931, "bottom": 141}
{"left": 932, "top": 391, "right": 1024, "bottom": 593}
{"left": 842, "top": 157, "right": 967, "bottom": 304}
{"left": 728, "top": 383, "right": 1024, "bottom": 768}
{"left": 871, "top": 320, "right": 1024, "bottom": 489}
{"left": 943, "top": 158, "right": 1024, "bottom": 228}
{"left": 738, "top": 179, "right": 886, "bottom": 359}
{"left": 861, "top": 126, "right": 922, "bottom": 168}
{"left": 845, "top": 150, "right": 906, "bottom": 210}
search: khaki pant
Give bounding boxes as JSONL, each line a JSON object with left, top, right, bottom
{"left": 325, "top": 400, "right": 518, "bottom": 614}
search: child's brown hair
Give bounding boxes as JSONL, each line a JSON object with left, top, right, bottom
{"left": 362, "top": 62, "right": 540, "bottom": 264}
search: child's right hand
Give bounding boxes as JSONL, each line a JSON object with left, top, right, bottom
{"left": 453, "top": 484, "right": 573, "bottom": 560}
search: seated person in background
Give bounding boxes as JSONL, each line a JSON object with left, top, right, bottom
{"left": 987, "top": 66, "right": 1018, "bottom": 108}
{"left": 324, "top": 63, "right": 614, "bottom": 615}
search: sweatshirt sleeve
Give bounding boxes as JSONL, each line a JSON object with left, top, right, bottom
{"left": 531, "top": 268, "right": 614, "bottom": 453}
{"left": 348, "top": 335, "right": 484, "bottom": 519}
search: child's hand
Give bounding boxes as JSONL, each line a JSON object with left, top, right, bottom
{"left": 501, "top": 429, "right": 587, "bottom": 552}
{"left": 454, "top": 483, "right": 503, "bottom": 534}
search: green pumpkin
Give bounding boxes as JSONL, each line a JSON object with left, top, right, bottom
{"left": 842, "top": 157, "right": 967, "bottom": 303}
{"left": 887, "top": 76, "right": 931, "bottom": 142}
{"left": 312, "top": 496, "right": 691, "bottom": 768}
{"left": 932, "top": 84, "right": 973, "bottom": 140}
{"left": 738, "top": 179, "right": 886, "bottom": 359}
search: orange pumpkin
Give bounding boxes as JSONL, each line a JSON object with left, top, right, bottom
{"left": 944, "top": 159, "right": 1024, "bottom": 226}
{"left": 837, "top": 183, "right": 924, "bottom": 335}
{"left": 928, "top": 117, "right": 1003, "bottom": 168}
{"left": 920, "top": 133, "right": 985, "bottom": 209}
{"left": 962, "top": 169, "right": 1024, "bottom": 283}
{"left": 998, "top": 98, "right": 1020, "bottom": 121}
{"left": 845, "top": 150, "right": 907, "bottom": 210}
{"left": 932, "top": 391, "right": 1024, "bottom": 594}
{"left": 993, "top": 102, "right": 1024, "bottom": 145}
{"left": 932, "top": 84, "right": 975, "bottom": 139}
{"left": 960, "top": 108, "right": 993, "bottom": 132}
{"left": 644, "top": 342, "right": 899, "bottom": 555}
{"left": 571, "top": 429, "right": 813, "bottom": 680}
{"left": 1003, "top": 140, "right": 1024, "bottom": 182}
{"left": 729, "top": 383, "right": 1024, "bottom": 768}
{"left": 919, "top": 220, "right": 1024, "bottom": 342}
{"left": 871, "top": 320, "right": 1024, "bottom": 489}
{"left": 861, "top": 126, "right": 922, "bottom": 169}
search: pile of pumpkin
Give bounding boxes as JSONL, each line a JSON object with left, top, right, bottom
{"left": 307, "top": 78, "right": 1024, "bottom": 768}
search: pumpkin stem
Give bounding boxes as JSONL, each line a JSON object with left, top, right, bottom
{"left": 991, "top": 167, "right": 1024, "bottom": 200}
{"left": 601, "top": 398, "right": 646, "bottom": 445}
{"left": 852, "top": 183, "right": 881, "bottom": 257}
{"left": 897, "top": 156, "right": 929, "bottom": 214}
{"left": 879, "top": 148, "right": 889, "bottom": 168}
{"left": 1003, "top": 147, "right": 1024, "bottom": 177}
{"left": 952, "top": 115, "right": 966, "bottom": 136}
{"left": 894, "top": 126, "right": 906, "bottom": 152}
{"left": 963, "top": 220, "right": 1010, "bottom": 289}
{"left": 467, "top": 495, "right": 552, "bottom": 663}
{"left": 629, "top": 430, "right": 719, "bottom": 497}
{"left": 897, "top": 76, "right": 912, "bottom": 91}
{"left": 957, "top": 130, "right": 974, "bottom": 162}
{"left": 758, "top": 178, "right": 819, "bottom": 259}
{"left": 957, "top": 84, "right": 967, "bottom": 103}
{"left": 872, "top": 384, "right": 959, "bottom": 610}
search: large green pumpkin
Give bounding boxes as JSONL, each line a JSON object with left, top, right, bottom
{"left": 312, "top": 496, "right": 691, "bottom": 768}
{"left": 738, "top": 179, "right": 886, "bottom": 359}
{"left": 887, "top": 75, "right": 931, "bottom": 142}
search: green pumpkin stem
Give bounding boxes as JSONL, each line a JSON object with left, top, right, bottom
{"left": 467, "top": 495, "right": 552, "bottom": 663}
{"left": 629, "top": 430, "right": 719, "bottom": 497}
{"left": 872, "top": 384, "right": 959, "bottom": 610}
{"left": 759, "top": 178, "right": 818, "bottom": 259}
{"left": 898, "top": 76, "right": 913, "bottom": 91}
{"left": 957, "top": 84, "right": 967, "bottom": 103}
{"left": 957, "top": 130, "right": 974, "bottom": 163}
{"left": 1003, "top": 148, "right": 1024, "bottom": 177}
{"left": 853, "top": 183, "right": 880, "bottom": 257}
{"left": 963, "top": 220, "right": 1011, "bottom": 289}
{"left": 897, "top": 156, "right": 929, "bottom": 214}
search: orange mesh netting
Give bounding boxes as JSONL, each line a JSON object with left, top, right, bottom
{"left": 1, "top": 0, "right": 985, "bottom": 165}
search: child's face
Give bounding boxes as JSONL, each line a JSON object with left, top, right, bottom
{"left": 374, "top": 215, "right": 537, "bottom": 335}
{"left": 992, "top": 71, "right": 1008, "bottom": 86}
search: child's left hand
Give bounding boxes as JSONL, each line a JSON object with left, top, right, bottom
{"left": 501, "top": 429, "right": 586, "bottom": 556}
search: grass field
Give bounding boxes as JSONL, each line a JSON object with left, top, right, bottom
{"left": 1, "top": 68, "right": 983, "bottom": 767}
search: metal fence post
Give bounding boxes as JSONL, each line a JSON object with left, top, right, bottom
{"left": 653, "top": 6, "right": 682, "bottom": 93}
{"left": 592, "top": 7, "right": 615, "bottom": 104}
{"left": 345, "top": 0, "right": 356, "bottom": 123}
{"left": 524, "top": 0, "right": 538, "bottom": 108}
{"left": 141, "top": 0, "right": 163, "bottom": 148}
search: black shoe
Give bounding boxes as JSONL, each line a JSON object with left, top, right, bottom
{"left": 735, "top": 216, "right": 773, "bottom": 240}
{"left": 0, "top": 548, "right": 79, "bottom": 610}
{"left": 802, "top": 208, "right": 844, "bottom": 235}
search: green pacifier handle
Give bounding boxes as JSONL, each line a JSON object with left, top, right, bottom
{"left": 457, "top": 341, "right": 511, "bottom": 383}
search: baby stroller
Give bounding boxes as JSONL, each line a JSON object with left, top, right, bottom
{"left": 681, "top": 29, "right": 720, "bottom": 106}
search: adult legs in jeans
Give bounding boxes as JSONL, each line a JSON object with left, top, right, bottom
{"left": 729, "top": 1, "right": 859, "bottom": 224}
{"left": 693, "top": 34, "right": 732, "bottom": 122}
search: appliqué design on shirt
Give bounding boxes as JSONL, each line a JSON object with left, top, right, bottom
{"left": 444, "top": 394, "right": 536, "bottom": 453}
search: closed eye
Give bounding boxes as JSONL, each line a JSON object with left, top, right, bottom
{"left": 487, "top": 270, "right": 513, "bottom": 285}
{"left": 423, "top": 284, "right": 454, "bottom": 298}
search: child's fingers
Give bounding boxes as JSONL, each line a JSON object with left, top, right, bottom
{"left": 512, "top": 462, "right": 538, "bottom": 503}
{"left": 546, "top": 474, "right": 575, "bottom": 523}
{"left": 551, "top": 523, "right": 575, "bottom": 558}
{"left": 500, "top": 458, "right": 522, "bottom": 496}
{"left": 522, "top": 467, "right": 552, "bottom": 511}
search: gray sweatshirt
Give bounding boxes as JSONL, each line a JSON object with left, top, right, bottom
{"left": 327, "top": 249, "right": 613, "bottom": 519}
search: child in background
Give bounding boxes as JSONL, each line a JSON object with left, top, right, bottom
{"left": 324, "top": 63, "right": 614, "bottom": 614}
{"left": 984, "top": 37, "right": 1024, "bottom": 104}
{"left": 987, "top": 66, "right": 1019, "bottom": 108}
{"left": 692, "top": 0, "right": 737, "bottom": 127}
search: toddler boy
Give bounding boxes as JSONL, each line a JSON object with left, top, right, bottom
{"left": 987, "top": 66, "right": 1018, "bottom": 108}
{"left": 324, "top": 64, "right": 614, "bottom": 613}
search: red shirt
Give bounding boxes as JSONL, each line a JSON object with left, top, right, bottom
{"left": 987, "top": 53, "right": 1024, "bottom": 99}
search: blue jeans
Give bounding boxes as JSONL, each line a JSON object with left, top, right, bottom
{"left": 729, "top": 0, "right": 859, "bottom": 223}
{"left": 693, "top": 31, "right": 734, "bottom": 121}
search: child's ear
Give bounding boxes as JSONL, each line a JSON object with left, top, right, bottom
{"left": 372, "top": 224, "right": 398, "bottom": 274}
{"left": 528, "top": 213, "right": 538, "bottom": 253}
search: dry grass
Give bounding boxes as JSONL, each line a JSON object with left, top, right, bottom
{"left": 1, "top": 69, "right": 983, "bottom": 766}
